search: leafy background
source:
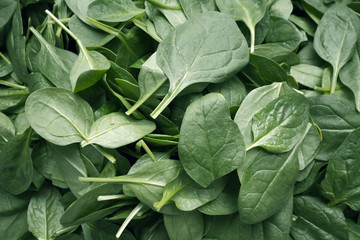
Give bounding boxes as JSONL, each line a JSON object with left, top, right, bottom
{"left": 1, "top": 0, "right": 360, "bottom": 239}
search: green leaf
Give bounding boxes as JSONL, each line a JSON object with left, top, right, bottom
{"left": 215, "top": 0, "right": 266, "bottom": 52}
{"left": 179, "top": 0, "right": 217, "bottom": 18}
{"left": 0, "top": 209, "right": 28, "bottom": 240}
{"left": 27, "top": 185, "right": 65, "bottom": 240}
{"left": 88, "top": 0, "right": 145, "bottom": 22}
{"left": 309, "top": 95, "right": 360, "bottom": 161}
{"left": 290, "top": 64, "right": 322, "bottom": 88}
{"left": 178, "top": 93, "right": 245, "bottom": 187}
{"left": 0, "top": 129, "right": 32, "bottom": 195}
{"left": 30, "top": 27, "right": 76, "bottom": 90}
{"left": 164, "top": 211, "right": 204, "bottom": 240}
{"left": 82, "top": 112, "right": 156, "bottom": 148}
{"left": 238, "top": 149, "right": 299, "bottom": 224}
{"left": 291, "top": 196, "right": 348, "bottom": 240}
{"left": 0, "top": 0, "right": 17, "bottom": 46}
{"left": 49, "top": 143, "right": 91, "bottom": 198}
{"left": 265, "top": 17, "right": 304, "bottom": 51}
{"left": 151, "top": 11, "right": 249, "bottom": 118}
{"left": 25, "top": 88, "right": 93, "bottom": 145}
{"left": 248, "top": 93, "right": 310, "bottom": 153}
{"left": 70, "top": 50, "right": 110, "bottom": 92}
{"left": 314, "top": 4, "right": 360, "bottom": 94}
{"left": 321, "top": 128, "right": 360, "bottom": 210}
{"left": 339, "top": 42, "right": 360, "bottom": 112}
{"left": 0, "top": 111, "right": 15, "bottom": 145}
{"left": 0, "top": 186, "right": 30, "bottom": 215}
{"left": 0, "top": 88, "right": 29, "bottom": 112}
{"left": 65, "top": 0, "right": 95, "bottom": 22}
{"left": 234, "top": 82, "right": 294, "bottom": 146}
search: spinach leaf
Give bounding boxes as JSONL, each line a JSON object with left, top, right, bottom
{"left": 25, "top": 88, "right": 93, "bottom": 145}
{"left": 291, "top": 195, "right": 348, "bottom": 240}
{"left": 216, "top": 0, "right": 266, "bottom": 52}
{"left": 82, "top": 112, "right": 156, "bottom": 148}
{"left": 164, "top": 211, "right": 204, "bottom": 240}
{"left": 234, "top": 82, "right": 294, "bottom": 146}
{"left": 178, "top": 93, "right": 245, "bottom": 187}
{"left": 238, "top": 148, "right": 299, "bottom": 224}
{"left": 88, "top": 0, "right": 145, "bottom": 22}
{"left": 321, "top": 128, "right": 360, "bottom": 210}
{"left": 248, "top": 93, "right": 309, "bottom": 153}
{"left": 313, "top": 4, "right": 360, "bottom": 94}
{"left": 0, "top": 129, "right": 33, "bottom": 195}
{"left": 151, "top": 11, "right": 249, "bottom": 118}
{"left": 27, "top": 185, "right": 65, "bottom": 240}
{"left": 30, "top": 27, "right": 76, "bottom": 90}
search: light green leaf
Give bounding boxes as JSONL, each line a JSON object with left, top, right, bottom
{"left": 164, "top": 211, "right": 204, "bottom": 240}
{"left": 82, "top": 112, "right": 156, "bottom": 148}
{"left": 151, "top": 11, "right": 249, "bottom": 118}
{"left": 25, "top": 88, "right": 93, "bottom": 145}
{"left": 248, "top": 93, "right": 310, "bottom": 153}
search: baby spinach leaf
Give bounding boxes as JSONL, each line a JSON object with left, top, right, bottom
{"left": 0, "top": 129, "right": 32, "bottom": 195}
{"left": 339, "top": 42, "right": 360, "bottom": 112}
{"left": 310, "top": 95, "right": 360, "bottom": 161}
{"left": 290, "top": 64, "right": 323, "bottom": 88}
{"left": 0, "top": 111, "right": 15, "bottom": 145}
{"left": 164, "top": 211, "right": 204, "bottom": 240}
{"left": 204, "top": 214, "right": 252, "bottom": 240}
{"left": 65, "top": 0, "right": 94, "bottom": 22}
{"left": 0, "top": 209, "right": 28, "bottom": 240}
{"left": 30, "top": 27, "right": 76, "bottom": 90}
{"left": 0, "top": 88, "right": 29, "bottom": 112}
{"left": 234, "top": 82, "right": 294, "bottom": 146}
{"left": 179, "top": 0, "right": 217, "bottom": 18}
{"left": 25, "top": 88, "right": 93, "bottom": 145}
{"left": 151, "top": 11, "right": 249, "bottom": 118}
{"left": 321, "top": 128, "right": 360, "bottom": 209}
{"left": 248, "top": 93, "right": 309, "bottom": 153}
{"left": 265, "top": 17, "right": 304, "bottom": 51}
{"left": 0, "top": 0, "right": 17, "bottom": 46}
{"left": 88, "top": 0, "right": 145, "bottom": 22}
{"left": 216, "top": 0, "right": 266, "bottom": 52}
{"left": 313, "top": 4, "right": 360, "bottom": 94}
{"left": 82, "top": 112, "right": 156, "bottom": 148}
{"left": 238, "top": 148, "right": 299, "bottom": 224}
{"left": 49, "top": 143, "right": 91, "bottom": 198}
{"left": 291, "top": 195, "right": 348, "bottom": 240}
{"left": 27, "top": 185, "right": 65, "bottom": 240}
{"left": 178, "top": 93, "right": 245, "bottom": 187}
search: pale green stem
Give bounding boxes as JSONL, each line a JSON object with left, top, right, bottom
{"left": 47, "top": 17, "right": 71, "bottom": 25}
{"left": 150, "top": 90, "right": 178, "bottom": 119}
{"left": 250, "top": 27, "right": 255, "bottom": 53}
{"left": 0, "top": 80, "right": 28, "bottom": 90}
{"left": 330, "top": 68, "right": 339, "bottom": 95}
{"left": 126, "top": 77, "right": 167, "bottom": 116}
{"left": 97, "top": 194, "right": 130, "bottom": 201}
{"left": 91, "top": 144, "right": 116, "bottom": 164}
{"left": 45, "top": 10, "right": 89, "bottom": 60}
{"left": 116, "top": 203, "right": 144, "bottom": 238}
{"left": 79, "top": 177, "right": 164, "bottom": 187}
{"left": 134, "top": 0, "right": 145, "bottom": 5}
{"left": 0, "top": 52, "right": 11, "bottom": 65}
{"left": 139, "top": 140, "right": 157, "bottom": 162}
{"left": 86, "top": 17, "right": 120, "bottom": 36}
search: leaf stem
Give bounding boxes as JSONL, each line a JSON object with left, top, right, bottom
{"left": 79, "top": 176, "right": 164, "bottom": 187}
{"left": 145, "top": 0, "right": 182, "bottom": 10}
{"left": 126, "top": 77, "right": 167, "bottom": 116}
{"left": 330, "top": 68, "right": 339, "bottom": 95}
{"left": 250, "top": 27, "right": 255, "bottom": 53}
{"left": 97, "top": 194, "right": 130, "bottom": 201}
{"left": 116, "top": 203, "right": 144, "bottom": 238}
{"left": 150, "top": 90, "right": 178, "bottom": 119}
{"left": 91, "top": 144, "right": 117, "bottom": 164}
{"left": 0, "top": 80, "right": 28, "bottom": 90}
{"left": 86, "top": 17, "right": 120, "bottom": 36}
{"left": 139, "top": 140, "right": 157, "bottom": 162}
{"left": 0, "top": 52, "right": 11, "bottom": 65}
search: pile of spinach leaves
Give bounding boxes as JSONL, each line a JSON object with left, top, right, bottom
{"left": 1, "top": 0, "right": 360, "bottom": 239}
